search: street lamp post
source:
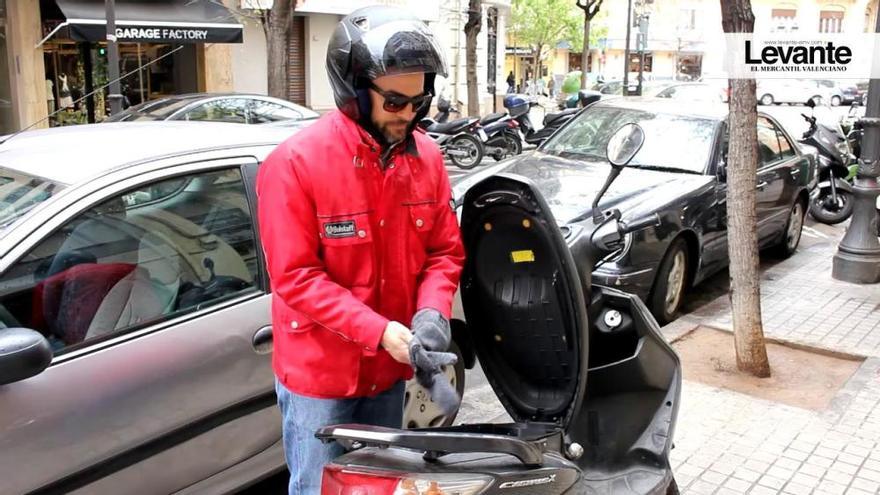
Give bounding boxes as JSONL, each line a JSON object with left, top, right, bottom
{"left": 832, "top": 12, "right": 880, "bottom": 283}
{"left": 106, "top": 0, "right": 123, "bottom": 115}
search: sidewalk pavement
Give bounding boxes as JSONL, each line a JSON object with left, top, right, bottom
{"left": 661, "top": 225, "right": 880, "bottom": 495}
{"left": 457, "top": 222, "right": 880, "bottom": 494}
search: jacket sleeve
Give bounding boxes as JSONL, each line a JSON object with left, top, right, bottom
{"left": 415, "top": 154, "right": 466, "bottom": 319}
{"left": 256, "top": 144, "right": 388, "bottom": 354}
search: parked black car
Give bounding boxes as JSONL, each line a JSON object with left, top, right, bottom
{"left": 453, "top": 98, "right": 813, "bottom": 323}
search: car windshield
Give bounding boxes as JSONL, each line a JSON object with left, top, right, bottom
{"left": 0, "top": 168, "right": 64, "bottom": 231}
{"left": 541, "top": 106, "right": 717, "bottom": 174}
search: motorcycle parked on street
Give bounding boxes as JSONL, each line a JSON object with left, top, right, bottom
{"left": 477, "top": 111, "right": 522, "bottom": 161}
{"left": 801, "top": 99, "right": 856, "bottom": 224}
{"left": 506, "top": 91, "right": 602, "bottom": 147}
{"left": 317, "top": 123, "right": 683, "bottom": 495}
{"left": 418, "top": 115, "right": 484, "bottom": 170}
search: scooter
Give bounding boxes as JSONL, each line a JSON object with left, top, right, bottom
{"left": 430, "top": 96, "right": 460, "bottom": 124}
{"left": 317, "top": 123, "right": 682, "bottom": 495}
{"left": 801, "top": 99, "right": 856, "bottom": 224}
{"left": 418, "top": 116, "right": 484, "bottom": 170}
{"left": 477, "top": 111, "right": 522, "bottom": 160}
{"left": 506, "top": 91, "right": 601, "bottom": 147}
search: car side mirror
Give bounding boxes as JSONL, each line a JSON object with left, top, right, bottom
{"left": 0, "top": 328, "right": 52, "bottom": 385}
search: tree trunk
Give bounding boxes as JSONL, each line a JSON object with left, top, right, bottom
{"left": 267, "top": 1, "right": 294, "bottom": 100}
{"left": 720, "top": 0, "right": 771, "bottom": 378}
{"left": 581, "top": 15, "right": 590, "bottom": 88}
{"left": 465, "top": 0, "right": 482, "bottom": 117}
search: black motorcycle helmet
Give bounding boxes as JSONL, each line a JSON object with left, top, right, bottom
{"left": 327, "top": 6, "right": 448, "bottom": 143}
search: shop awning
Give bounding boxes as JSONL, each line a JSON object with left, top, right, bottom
{"left": 44, "top": 0, "right": 243, "bottom": 44}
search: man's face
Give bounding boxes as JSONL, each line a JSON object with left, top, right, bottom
{"left": 369, "top": 72, "right": 426, "bottom": 143}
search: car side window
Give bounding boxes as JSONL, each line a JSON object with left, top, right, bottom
{"left": 182, "top": 99, "right": 249, "bottom": 123}
{"left": 775, "top": 125, "right": 796, "bottom": 159}
{"left": 249, "top": 101, "right": 303, "bottom": 124}
{"left": 757, "top": 117, "right": 783, "bottom": 166}
{"left": 0, "top": 168, "right": 259, "bottom": 355}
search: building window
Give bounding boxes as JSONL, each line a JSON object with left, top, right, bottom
{"left": 628, "top": 53, "right": 653, "bottom": 73}
{"left": 820, "top": 10, "right": 845, "bottom": 33}
{"left": 679, "top": 9, "right": 696, "bottom": 31}
{"left": 771, "top": 8, "right": 798, "bottom": 32}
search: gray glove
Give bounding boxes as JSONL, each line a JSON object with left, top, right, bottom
{"left": 409, "top": 338, "right": 460, "bottom": 417}
{"left": 411, "top": 308, "right": 451, "bottom": 352}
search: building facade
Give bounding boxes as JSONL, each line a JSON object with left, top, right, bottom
{"left": 242, "top": 0, "right": 512, "bottom": 115}
{"left": 1, "top": 0, "right": 244, "bottom": 134}
{"left": 598, "top": 0, "right": 877, "bottom": 83}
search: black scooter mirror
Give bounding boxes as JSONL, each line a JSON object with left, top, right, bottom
{"left": 606, "top": 123, "right": 646, "bottom": 167}
{"left": 592, "top": 123, "right": 646, "bottom": 223}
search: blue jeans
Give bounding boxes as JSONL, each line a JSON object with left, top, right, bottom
{"left": 275, "top": 378, "right": 405, "bottom": 495}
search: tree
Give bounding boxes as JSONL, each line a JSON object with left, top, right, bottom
{"left": 720, "top": 0, "right": 771, "bottom": 377}
{"left": 259, "top": 1, "right": 298, "bottom": 100}
{"left": 511, "top": 0, "right": 580, "bottom": 86}
{"left": 465, "top": 0, "right": 482, "bottom": 117}
{"left": 575, "top": 0, "right": 605, "bottom": 89}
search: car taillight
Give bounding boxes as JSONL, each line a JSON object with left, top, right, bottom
{"left": 321, "top": 465, "right": 492, "bottom": 495}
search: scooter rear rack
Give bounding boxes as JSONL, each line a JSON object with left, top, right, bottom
{"left": 315, "top": 424, "right": 546, "bottom": 467}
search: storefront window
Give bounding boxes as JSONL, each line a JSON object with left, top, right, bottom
{"left": 42, "top": 40, "right": 197, "bottom": 126}
{"left": 0, "top": 0, "right": 14, "bottom": 135}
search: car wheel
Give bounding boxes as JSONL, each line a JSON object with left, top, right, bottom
{"left": 650, "top": 238, "right": 689, "bottom": 325}
{"left": 403, "top": 340, "right": 465, "bottom": 429}
{"left": 760, "top": 94, "right": 774, "bottom": 106}
{"left": 831, "top": 95, "right": 842, "bottom": 107}
{"left": 775, "top": 200, "right": 805, "bottom": 258}
{"left": 811, "top": 95, "right": 823, "bottom": 106}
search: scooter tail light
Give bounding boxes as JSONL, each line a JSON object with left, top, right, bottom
{"left": 321, "top": 464, "right": 492, "bottom": 495}
{"left": 507, "top": 120, "right": 520, "bottom": 128}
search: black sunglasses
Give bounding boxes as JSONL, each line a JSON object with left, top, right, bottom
{"left": 369, "top": 82, "right": 433, "bottom": 113}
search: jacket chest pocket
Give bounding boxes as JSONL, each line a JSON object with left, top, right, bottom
{"left": 404, "top": 201, "right": 436, "bottom": 271}
{"left": 318, "top": 212, "right": 374, "bottom": 287}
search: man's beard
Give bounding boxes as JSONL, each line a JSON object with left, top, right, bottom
{"left": 380, "top": 119, "right": 411, "bottom": 143}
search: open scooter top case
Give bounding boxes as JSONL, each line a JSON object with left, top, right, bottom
{"left": 318, "top": 174, "right": 680, "bottom": 494}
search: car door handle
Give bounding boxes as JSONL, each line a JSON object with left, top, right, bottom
{"left": 757, "top": 181, "right": 769, "bottom": 190}
{"left": 253, "top": 326, "right": 273, "bottom": 355}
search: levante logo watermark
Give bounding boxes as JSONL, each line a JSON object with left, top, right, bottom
{"left": 722, "top": 34, "right": 880, "bottom": 79}
{"left": 745, "top": 41, "right": 851, "bottom": 72}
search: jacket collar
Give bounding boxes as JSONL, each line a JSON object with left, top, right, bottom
{"left": 334, "top": 110, "right": 420, "bottom": 166}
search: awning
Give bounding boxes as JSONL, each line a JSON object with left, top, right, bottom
{"left": 42, "top": 0, "right": 243, "bottom": 44}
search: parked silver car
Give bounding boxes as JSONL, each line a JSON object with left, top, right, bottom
{"left": 104, "top": 93, "right": 320, "bottom": 125}
{"left": 0, "top": 122, "right": 462, "bottom": 494}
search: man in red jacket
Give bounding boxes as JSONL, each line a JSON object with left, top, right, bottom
{"left": 256, "top": 6, "right": 464, "bottom": 493}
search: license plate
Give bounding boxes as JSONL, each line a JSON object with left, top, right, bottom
{"left": 478, "top": 129, "right": 488, "bottom": 141}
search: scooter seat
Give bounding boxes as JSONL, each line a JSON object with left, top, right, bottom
{"left": 426, "top": 117, "right": 472, "bottom": 134}
{"left": 480, "top": 112, "right": 507, "bottom": 125}
{"left": 543, "top": 108, "right": 579, "bottom": 126}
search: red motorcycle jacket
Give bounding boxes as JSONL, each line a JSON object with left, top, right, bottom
{"left": 256, "top": 110, "right": 465, "bottom": 399}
